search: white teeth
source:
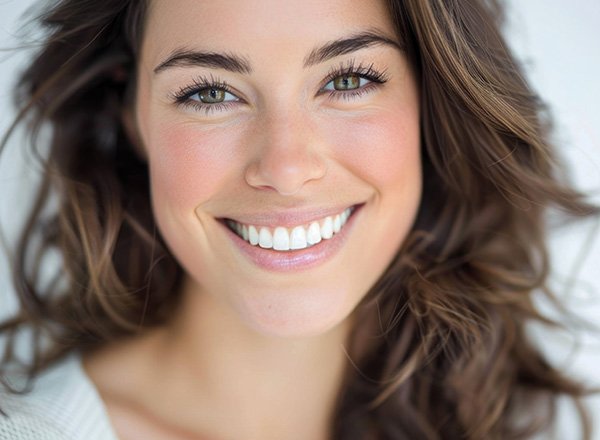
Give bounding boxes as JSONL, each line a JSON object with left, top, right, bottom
{"left": 290, "top": 226, "right": 307, "bottom": 250}
{"left": 228, "top": 206, "right": 355, "bottom": 252}
{"left": 333, "top": 215, "right": 341, "bottom": 233}
{"left": 321, "top": 217, "right": 333, "bottom": 239}
{"left": 306, "top": 222, "right": 322, "bottom": 245}
{"left": 273, "top": 227, "right": 290, "bottom": 251}
{"left": 258, "top": 227, "right": 273, "bottom": 248}
{"left": 249, "top": 226, "right": 259, "bottom": 245}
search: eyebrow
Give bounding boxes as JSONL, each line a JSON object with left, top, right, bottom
{"left": 153, "top": 30, "right": 402, "bottom": 75}
{"left": 303, "top": 30, "right": 402, "bottom": 67}
{"left": 154, "top": 50, "right": 251, "bottom": 74}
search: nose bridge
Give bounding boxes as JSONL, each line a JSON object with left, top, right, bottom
{"left": 245, "top": 105, "right": 327, "bottom": 195}
{"left": 264, "top": 106, "right": 309, "bottom": 158}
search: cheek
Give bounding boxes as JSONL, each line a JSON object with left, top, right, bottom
{"left": 147, "top": 124, "right": 239, "bottom": 211}
{"left": 327, "top": 106, "right": 422, "bottom": 272}
{"left": 144, "top": 123, "right": 245, "bottom": 287}
{"left": 326, "top": 108, "right": 421, "bottom": 190}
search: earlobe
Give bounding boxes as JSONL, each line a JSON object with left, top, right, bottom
{"left": 121, "top": 106, "right": 147, "bottom": 161}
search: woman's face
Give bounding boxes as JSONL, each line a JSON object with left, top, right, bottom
{"left": 135, "top": 0, "right": 422, "bottom": 337}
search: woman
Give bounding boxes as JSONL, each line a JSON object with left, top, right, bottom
{"left": 0, "top": 0, "right": 597, "bottom": 438}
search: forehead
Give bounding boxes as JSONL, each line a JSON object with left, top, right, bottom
{"left": 142, "top": 0, "right": 396, "bottom": 65}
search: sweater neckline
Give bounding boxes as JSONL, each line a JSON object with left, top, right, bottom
{"left": 38, "top": 351, "right": 121, "bottom": 440}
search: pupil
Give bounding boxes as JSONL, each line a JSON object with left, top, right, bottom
{"left": 335, "top": 74, "right": 359, "bottom": 90}
{"left": 200, "top": 88, "right": 224, "bottom": 103}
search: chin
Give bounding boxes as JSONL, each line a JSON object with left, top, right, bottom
{"left": 232, "top": 285, "right": 357, "bottom": 338}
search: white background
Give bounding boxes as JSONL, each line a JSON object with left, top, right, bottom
{"left": 1, "top": 0, "right": 599, "bottom": 437}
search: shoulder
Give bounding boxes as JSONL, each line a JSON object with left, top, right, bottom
{"left": 0, "top": 411, "right": 67, "bottom": 440}
{"left": 0, "top": 353, "right": 119, "bottom": 440}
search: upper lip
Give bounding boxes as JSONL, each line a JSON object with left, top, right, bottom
{"left": 220, "top": 203, "right": 361, "bottom": 228}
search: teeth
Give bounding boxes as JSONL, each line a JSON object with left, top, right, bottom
{"left": 227, "top": 206, "right": 354, "bottom": 252}
{"left": 290, "top": 226, "right": 307, "bottom": 250}
{"left": 321, "top": 217, "right": 333, "bottom": 239}
{"left": 249, "top": 226, "right": 259, "bottom": 245}
{"left": 258, "top": 227, "right": 273, "bottom": 248}
{"left": 273, "top": 227, "right": 290, "bottom": 251}
{"left": 333, "top": 215, "right": 341, "bottom": 233}
{"left": 307, "top": 222, "right": 322, "bottom": 245}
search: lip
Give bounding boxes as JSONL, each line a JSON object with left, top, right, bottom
{"left": 219, "top": 205, "right": 357, "bottom": 229}
{"left": 218, "top": 203, "right": 364, "bottom": 272}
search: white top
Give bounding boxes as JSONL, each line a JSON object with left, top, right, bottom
{"left": 0, "top": 353, "right": 119, "bottom": 440}
{"left": 0, "top": 350, "right": 593, "bottom": 439}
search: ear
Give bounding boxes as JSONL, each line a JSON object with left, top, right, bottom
{"left": 121, "top": 106, "right": 147, "bottom": 161}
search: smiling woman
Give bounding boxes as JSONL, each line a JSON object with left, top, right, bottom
{"left": 0, "top": 0, "right": 597, "bottom": 439}
{"left": 133, "top": 0, "right": 421, "bottom": 341}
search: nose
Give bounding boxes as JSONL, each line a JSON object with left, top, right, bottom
{"left": 244, "top": 111, "right": 327, "bottom": 196}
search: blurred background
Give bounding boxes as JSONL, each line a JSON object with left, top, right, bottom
{"left": 1, "top": 0, "right": 599, "bottom": 437}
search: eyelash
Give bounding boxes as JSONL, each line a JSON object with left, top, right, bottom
{"left": 170, "top": 60, "right": 390, "bottom": 115}
{"left": 171, "top": 74, "right": 238, "bottom": 115}
{"left": 320, "top": 60, "right": 389, "bottom": 100}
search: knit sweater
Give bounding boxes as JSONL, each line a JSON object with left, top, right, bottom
{"left": 0, "top": 352, "right": 588, "bottom": 439}
{"left": 0, "top": 353, "right": 119, "bottom": 440}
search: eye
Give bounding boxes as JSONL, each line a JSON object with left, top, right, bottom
{"left": 318, "top": 61, "right": 389, "bottom": 100}
{"left": 322, "top": 73, "right": 369, "bottom": 92}
{"left": 191, "top": 87, "right": 238, "bottom": 104}
{"left": 170, "top": 76, "right": 242, "bottom": 114}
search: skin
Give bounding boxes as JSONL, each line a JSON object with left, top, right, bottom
{"left": 83, "top": 0, "right": 422, "bottom": 438}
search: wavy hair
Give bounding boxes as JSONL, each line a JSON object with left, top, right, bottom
{"left": 1, "top": 0, "right": 598, "bottom": 438}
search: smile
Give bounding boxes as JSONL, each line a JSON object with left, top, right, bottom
{"left": 225, "top": 206, "right": 355, "bottom": 252}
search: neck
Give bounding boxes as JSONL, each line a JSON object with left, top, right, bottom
{"left": 148, "top": 275, "right": 352, "bottom": 439}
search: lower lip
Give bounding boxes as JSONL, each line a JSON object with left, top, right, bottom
{"left": 218, "top": 204, "right": 363, "bottom": 272}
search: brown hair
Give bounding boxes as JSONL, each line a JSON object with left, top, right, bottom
{"left": 1, "top": 0, "right": 598, "bottom": 438}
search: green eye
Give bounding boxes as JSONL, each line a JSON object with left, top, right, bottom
{"left": 173, "top": 77, "right": 241, "bottom": 113}
{"left": 198, "top": 87, "right": 227, "bottom": 103}
{"left": 324, "top": 73, "right": 365, "bottom": 92}
{"left": 192, "top": 87, "right": 237, "bottom": 104}
{"left": 334, "top": 74, "right": 360, "bottom": 90}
